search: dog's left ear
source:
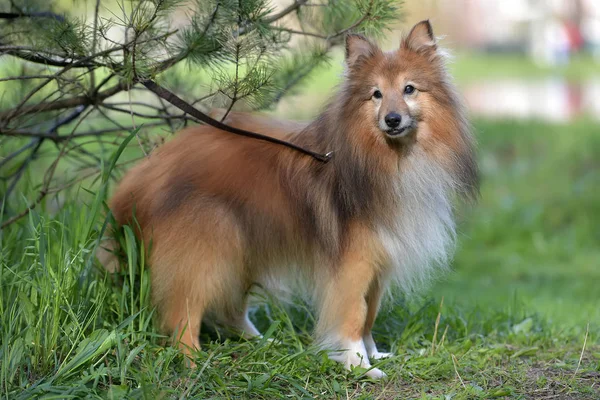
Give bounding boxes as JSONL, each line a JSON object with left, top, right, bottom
{"left": 405, "top": 20, "right": 436, "bottom": 51}
{"left": 345, "top": 34, "right": 377, "bottom": 68}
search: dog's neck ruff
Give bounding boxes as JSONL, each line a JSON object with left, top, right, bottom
{"left": 378, "top": 146, "right": 457, "bottom": 293}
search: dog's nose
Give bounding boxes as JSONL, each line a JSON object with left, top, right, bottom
{"left": 384, "top": 113, "right": 401, "bottom": 129}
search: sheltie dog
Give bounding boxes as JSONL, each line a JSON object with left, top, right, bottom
{"left": 100, "top": 21, "right": 478, "bottom": 379}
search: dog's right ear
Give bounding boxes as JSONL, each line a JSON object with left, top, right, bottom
{"left": 404, "top": 20, "right": 437, "bottom": 52}
{"left": 345, "top": 34, "right": 377, "bottom": 68}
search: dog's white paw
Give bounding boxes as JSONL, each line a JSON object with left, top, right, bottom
{"left": 369, "top": 351, "right": 393, "bottom": 360}
{"left": 329, "top": 340, "right": 370, "bottom": 368}
{"left": 328, "top": 340, "right": 388, "bottom": 379}
{"left": 329, "top": 350, "right": 368, "bottom": 370}
{"left": 365, "top": 367, "right": 387, "bottom": 379}
{"left": 363, "top": 333, "right": 393, "bottom": 361}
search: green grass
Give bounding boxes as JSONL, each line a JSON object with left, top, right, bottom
{"left": 449, "top": 52, "right": 600, "bottom": 82}
{"left": 1, "top": 116, "right": 599, "bottom": 399}
{"left": 436, "top": 119, "right": 600, "bottom": 330}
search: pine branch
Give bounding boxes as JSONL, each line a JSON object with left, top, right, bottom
{"left": 262, "top": 0, "right": 309, "bottom": 24}
{"left": 0, "top": 12, "right": 66, "bottom": 22}
{"left": 0, "top": 124, "right": 162, "bottom": 142}
{"left": 0, "top": 82, "right": 127, "bottom": 121}
{"left": 1, "top": 105, "right": 88, "bottom": 215}
{"left": 0, "top": 48, "right": 97, "bottom": 68}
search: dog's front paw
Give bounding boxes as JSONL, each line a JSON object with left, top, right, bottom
{"left": 369, "top": 351, "right": 393, "bottom": 360}
{"left": 328, "top": 340, "right": 388, "bottom": 380}
{"left": 365, "top": 367, "right": 387, "bottom": 379}
{"left": 329, "top": 340, "right": 369, "bottom": 368}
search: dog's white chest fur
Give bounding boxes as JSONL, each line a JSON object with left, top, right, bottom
{"left": 378, "top": 149, "right": 457, "bottom": 292}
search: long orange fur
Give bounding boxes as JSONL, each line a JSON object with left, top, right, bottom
{"left": 101, "top": 21, "right": 478, "bottom": 378}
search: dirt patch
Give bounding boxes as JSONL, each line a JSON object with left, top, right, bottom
{"left": 524, "top": 363, "right": 600, "bottom": 399}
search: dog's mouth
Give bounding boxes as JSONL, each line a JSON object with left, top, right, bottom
{"left": 385, "top": 123, "right": 415, "bottom": 138}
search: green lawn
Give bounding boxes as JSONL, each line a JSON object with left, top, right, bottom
{"left": 449, "top": 52, "right": 600, "bottom": 82}
{"left": 439, "top": 118, "right": 600, "bottom": 329}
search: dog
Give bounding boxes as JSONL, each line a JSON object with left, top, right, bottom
{"left": 100, "top": 20, "right": 478, "bottom": 379}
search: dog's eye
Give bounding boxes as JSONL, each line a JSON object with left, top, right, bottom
{"left": 404, "top": 85, "right": 415, "bottom": 95}
{"left": 372, "top": 90, "right": 382, "bottom": 99}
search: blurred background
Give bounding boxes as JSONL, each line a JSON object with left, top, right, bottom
{"left": 402, "top": 0, "right": 600, "bottom": 331}
{"left": 419, "top": 0, "right": 600, "bottom": 122}
{"left": 274, "top": 0, "right": 600, "bottom": 122}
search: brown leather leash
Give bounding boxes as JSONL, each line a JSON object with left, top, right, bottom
{"left": 140, "top": 80, "right": 333, "bottom": 163}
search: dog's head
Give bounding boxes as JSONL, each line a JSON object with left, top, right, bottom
{"left": 343, "top": 21, "right": 455, "bottom": 144}
{"left": 340, "top": 20, "right": 478, "bottom": 200}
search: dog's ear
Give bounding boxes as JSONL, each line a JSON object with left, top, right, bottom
{"left": 405, "top": 20, "right": 436, "bottom": 51}
{"left": 345, "top": 34, "right": 377, "bottom": 67}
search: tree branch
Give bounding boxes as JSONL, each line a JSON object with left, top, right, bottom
{"left": 0, "top": 11, "right": 66, "bottom": 22}
{"left": 263, "top": 0, "right": 309, "bottom": 25}
{"left": 0, "top": 82, "right": 127, "bottom": 121}
{"left": 1, "top": 106, "right": 91, "bottom": 228}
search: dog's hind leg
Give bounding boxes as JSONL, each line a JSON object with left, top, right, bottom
{"left": 161, "top": 285, "right": 204, "bottom": 361}
{"left": 211, "top": 286, "right": 262, "bottom": 339}
{"left": 224, "top": 301, "right": 262, "bottom": 340}
{"left": 151, "top": 247, "right": 208, "bottom": 364}
{"left": 150, "top": 210, "right": 245, "bottom": 365}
